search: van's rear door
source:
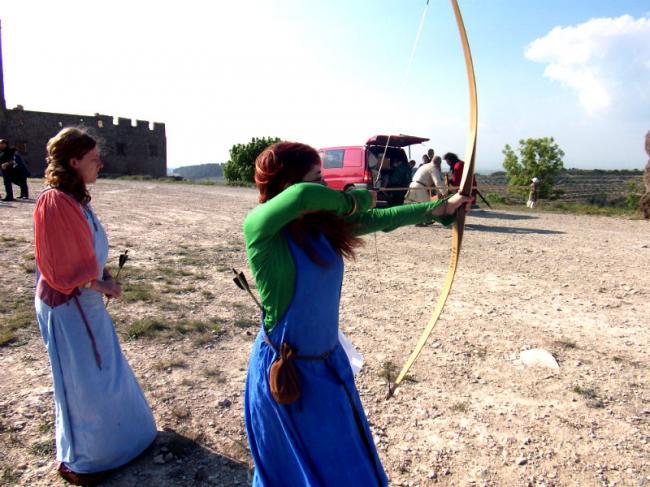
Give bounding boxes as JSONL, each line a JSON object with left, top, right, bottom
{"left": 366, "top": 134, "right": 429, "bottom": 147}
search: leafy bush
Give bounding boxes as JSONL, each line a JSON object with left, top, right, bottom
{"left": 502, "top": 137, "right": 565, "bottom": 198}
{"left": 223, "top": 137, "right": 282, "bottom": 184}
{"left": 624, "top": 181, "right": 642, "bottom": 210}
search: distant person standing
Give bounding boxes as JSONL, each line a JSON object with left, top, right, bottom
{"left": 527, "top": 177, "right": 540, "bottom": 208}
{"left": 1, "top": 139, "right": 30, "bottom": 201}
{"left": 408, "top": 159, "right": 417, "bottom": 178}
{"left": 405, "top": 154, "right": 435, "bottom": 203}
{"left": 431, "top": 156, "right": 448, "bottom": 198}
{"left": 443, "top": 152, "right": 477, "bottom": 205}
{"left": 427, "top": 148, "right": 435, "bottom": 164}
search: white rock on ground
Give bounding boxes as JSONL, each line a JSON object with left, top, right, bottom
{"left": 519, "top": 348, "right": 560, "bottom": 370}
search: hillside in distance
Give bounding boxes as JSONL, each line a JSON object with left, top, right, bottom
{"left": 173, "top": 163, "right": 225, "bottom": 180}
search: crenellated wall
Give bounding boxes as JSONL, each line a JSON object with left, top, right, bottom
{"left": 1, "top": 108, "right": 166, "bottom": 177}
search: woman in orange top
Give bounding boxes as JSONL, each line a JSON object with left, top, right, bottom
{"left": 34, "top": 127, "right": 156, "bottom": 485}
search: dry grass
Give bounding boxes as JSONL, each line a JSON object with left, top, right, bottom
{"left": 28, "top": 439, "right": 55, "bottom": 457}
{"left": 450, "top": 402, "right": 469, "bottom": 413}
{"left": 572, "top": 384, "right": 605, "bottom": 408}
{"left": 2, "top": 180, "right": 649, "bottom": 487}
{"left": 202, "top": 367, "right": 226, "bottom": 383}
{"left": 152, "top": 358, "right": 187, "bottom": 372}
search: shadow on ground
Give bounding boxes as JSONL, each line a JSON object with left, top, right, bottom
{"left": 465, "top": 223, "right": 564, "bottom": 235}
{"left": 469, "top": 210, "right": 538, "bottom": 221}
{"left": 102, "top": 428, "right": 251, "bottom": 486}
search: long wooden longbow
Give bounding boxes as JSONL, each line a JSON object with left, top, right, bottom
{"left": 387, "top": 0, "right": 478, "bottom": 398}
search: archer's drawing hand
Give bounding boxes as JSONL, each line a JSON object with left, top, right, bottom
{"left": 447, "top": 193, "right": 472, "bottom": 214}
{"left": 369, "top": 191, "right": 378, "bottom": 208}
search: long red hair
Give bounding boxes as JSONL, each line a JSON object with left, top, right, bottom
{"left": 255, "top": 142, "right": 363, "bottom": 264}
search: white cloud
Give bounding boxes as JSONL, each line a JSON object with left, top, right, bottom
{"left": 525, "top": 15, "right": 650, "bottom": 116}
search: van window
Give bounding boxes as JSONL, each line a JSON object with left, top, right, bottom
{"left": 322, "top": 149, "right": 344, "bottom": 169}
{"left": 343, "top": 148, "right": 362, "bottom": 166}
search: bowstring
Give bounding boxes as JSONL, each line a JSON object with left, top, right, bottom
{"left": 374, "top": 0, "right": 430, "bottom": 188}
{"left": 373, "top": 0, "right": 431, "bottom": 264}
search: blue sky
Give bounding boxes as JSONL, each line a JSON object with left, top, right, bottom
{"left": 2, "top": 0, "right": 649, "bottom": 172}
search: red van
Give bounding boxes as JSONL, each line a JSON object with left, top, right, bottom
{"left": 319, "top": 134, "right": 429, "bottom": 205}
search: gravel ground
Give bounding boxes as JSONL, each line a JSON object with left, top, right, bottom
{"left": 1, "top": 179, "right": 648, "bottom": 486}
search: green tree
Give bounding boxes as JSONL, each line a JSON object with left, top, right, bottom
{"left": 502, "top": 137, "right": 565, "bottom": 198}
{"left": 223, "top": 137, "right": 282, "bottom": 184}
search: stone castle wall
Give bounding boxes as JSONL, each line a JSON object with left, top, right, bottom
{"left": 1, "top": 108, "right": 166, "bottom": 177}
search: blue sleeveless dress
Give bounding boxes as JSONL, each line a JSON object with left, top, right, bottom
{"left": 244, "top": 233, "right": 388, "bottom": 486}
{"left": 35, "top": 203, "right": 157, "bottom": 473}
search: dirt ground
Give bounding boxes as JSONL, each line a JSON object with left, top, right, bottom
{"left": 1, "top": 179, "right": 648, "bottom": 486}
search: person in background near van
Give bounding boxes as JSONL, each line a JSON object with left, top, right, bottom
{"left": 1, "top": 139, "right": 30, "bottom": 201}
{"left": 386, "top": 156, "right": 412, "bottom": 205}
{"left": 527, "top": 177, "right": 540, "bottom": 208}
{"left": 443, "top": 152, "right": 477, "bottom": 205}
{"left": 405, "top": 153, "right": 445, "bottom": 203}
{"left": 243, "top": 141, "right": 471, "bottom": 486}
{"left": 431, "top": 156, "right": 448, "bottom": 198}
{"left": 408, "top": 159, "right": 417, "bottom": 177}
{"left": 427, "top": 148, "right": 435, "bottom": 164}
{"left": 34, "top": 128, "right": 156, "bottom": 485}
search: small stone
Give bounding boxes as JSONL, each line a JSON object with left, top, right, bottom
{"left": 218, "top": 399, "right": 232, "bottom": 408}
{"left": 153, "top": 454, "right": 165, "bottom": 465}
{"left": 516, "top": 456, "right": 528, "bottom": 466}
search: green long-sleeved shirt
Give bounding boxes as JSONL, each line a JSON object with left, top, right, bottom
{"left": 243, "top": 183, "right": 455, "bottom": 330}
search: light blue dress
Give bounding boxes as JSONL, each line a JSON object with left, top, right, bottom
{"left": 35, "top": 203, "right": 156, "bottom": 473}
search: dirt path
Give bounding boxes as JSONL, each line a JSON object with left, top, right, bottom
{"left": 1, "top": 179, "right": 648, "bottom": 486}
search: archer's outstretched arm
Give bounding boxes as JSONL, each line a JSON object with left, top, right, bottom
{"left": 346, "top": 198, "right": 456, "bottom": 236}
